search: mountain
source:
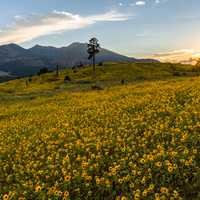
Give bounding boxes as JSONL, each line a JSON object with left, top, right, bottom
{"left": 28, "top": 42, "right": 137, "bottom": 66}
{"left": 0, "top": 42, "right": 158, "bottom": 78}
{"left": 0, "top": 44, "right": 51, "bottom": 77}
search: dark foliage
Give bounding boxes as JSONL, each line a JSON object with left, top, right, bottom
{"left": 37, "top": 67, "right": 49, "bottom": 76}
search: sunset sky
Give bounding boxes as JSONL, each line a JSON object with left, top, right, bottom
{"left": 0, "top": 0, "right": 200, "bottom": 61}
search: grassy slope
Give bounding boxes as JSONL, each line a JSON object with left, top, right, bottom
{"left": 0, "top": 62, "right": 198, "bottom": 96}
{"left": 0, "top": 62, "right": 200, "bottom": 199}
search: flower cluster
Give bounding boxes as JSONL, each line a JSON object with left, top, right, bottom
{"left": 0, "top": 78, "right": 199, "bottom": 199}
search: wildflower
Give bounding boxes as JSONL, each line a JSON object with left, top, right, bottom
{"left": 140, "top": 158, "right": 145, "bottom": 164}
{"left": 173, "top": 190, "right": 179, "bottom": 198}
{"left": 134, "top": 189, "right": 141, "bottom": 200}
{"left": 57, "top": 191, "right": 63, "bottom": 196}
{"left": 142, "top": 189, "right": 148, "bottom": 197}
{"left": 168, "top": 166, "right": 174, "bottom": 173}
{"left": 63, "top": 191, "right": 69, "bottom": 197}
{"left": 3, "top": 194, "right": 9, "bottom": 200}
{"left": 64, "top": 155, "right": 70, "bottom": 162}
{"left": 193, "top": 149, "right": 197, "bottom": 154}
{"left": 155, "top": 193, "right": 160, "bottom": 200}
{"left": 18, "top": 197, "right": 26, "bottom": 200}
{"left": 35, "top": 185, "right": 42, "bottom": 192}
{"left": 95, "top": 177, "right": 101, "bottom": 185}
{"left": 81, "top": 161, "right": 88, "bottom": 168}
{"left": 141, "top": 176, "right": 146, "bottom": 184}
{"left": 148, "top": 183, "right": 155, "bottom": 191}
{"left": 155, "top": 162, "right": 162, "bottom": 168}
{"left": 160, "top": 187, "right": 169, "bottom": 194}
{"left": 64, "top": 175, "right": 71, "bottom": 182}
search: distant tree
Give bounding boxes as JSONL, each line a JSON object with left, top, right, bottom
{"left": 193, "top": 58, "right": 200, "bottom": 73}
{"left": 98, "top": 62, "right": 103, "bottom": 66}
{"left": 87, "top": 38, "right": 100, "bottom": 77}
{"left": 56, "top": 64, "right": 59, "bottom": 77}
{"left": 121, "top": 79, "right": 125, "bottom": 85}
{"left": 196, "top": 59, "right": 200, "bottom": 69}
{"left": 37, "top": 67, "right": 49, "bottom": 76}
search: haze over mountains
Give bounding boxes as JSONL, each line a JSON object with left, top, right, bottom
{"left": 0, "top": 42, "right": 158, "bottom": 79}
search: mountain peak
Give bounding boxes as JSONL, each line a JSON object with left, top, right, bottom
{"left": 67, "top": 42, "right": 87, "bottom": 48}
{"left": 33, "top": 44, "right": 42, "bottom": 48}
{"left": 30, "top": 44, "right": 56, "bottom": 49}
{"left": 0, "top": 43, "right": 23, "bottom": 49}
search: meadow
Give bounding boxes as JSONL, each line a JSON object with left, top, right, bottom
{"left": 0, "top": 62, "right": 199, "bottom": 200}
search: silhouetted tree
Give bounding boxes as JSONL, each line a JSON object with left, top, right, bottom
{"left": 195, "top": 59, "right": 200, "bottom": 71}
{"left": 56, "top": 64, "right": 59, "bottom": 77}
{"left": 192, "top": 58, "right": 200, "bottom": 73}
{"left": 87, "top": 38, "right": 100, "bottom": 77}
{"left": 37, "top": 67, "right": 49, "bottom": 76}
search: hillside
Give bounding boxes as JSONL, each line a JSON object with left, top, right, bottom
{"left": 0, "top": 62, "right": 198, "bottom": 95}
{"left": 0, "top": 62, "right": 199, "bottom": 200}
{"left": 0, "top": 43, "right": 158, "bottom": 78}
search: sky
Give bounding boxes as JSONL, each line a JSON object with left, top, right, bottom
{"left": 0, "top": 0, "right": 200, "bottom": 61}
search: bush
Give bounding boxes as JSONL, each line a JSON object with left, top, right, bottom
{"left": 37, "top": 67, "right": 49, "bottom": 76}
{"left": 98, "top": 62, "right": 104, "bottom": 66}
{"left": 64, "top": 76, "right": 71, "bottom": 83}
{"left": 91, "top": 84, "right": 104, "bottom": 90}
{"left": 173, "top": 72, "right": 181, "bottom": 76}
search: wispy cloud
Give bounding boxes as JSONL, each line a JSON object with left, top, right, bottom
{"left": 0, "top": 10, "right": 131, "bottom": 45}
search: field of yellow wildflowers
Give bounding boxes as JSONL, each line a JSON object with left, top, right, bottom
{"left": 0, "top": 63, "right": 200, "bottom": 199}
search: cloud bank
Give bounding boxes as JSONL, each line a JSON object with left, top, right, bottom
{"left": 0, "top": 10, "right": 130, "bottom": 45}
{"left": 149, "top": 49, "right": 200, "bottom": 64}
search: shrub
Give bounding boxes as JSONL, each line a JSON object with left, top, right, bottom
{"left": 37, "top": 67, "right": 49, "bottom": 76}
{"left": 64, "top": 76, "right": 71, "bottom": 83}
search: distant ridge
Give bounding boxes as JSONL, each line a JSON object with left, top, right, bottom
{"left": 0, "top": 42, "right": 159, "bottom": 77}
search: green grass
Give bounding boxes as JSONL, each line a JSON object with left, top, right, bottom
{"left": 0, "top": 62, "right": 198, "bottom": 98}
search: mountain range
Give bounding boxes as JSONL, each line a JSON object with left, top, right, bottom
{"left": 0, "top": 42, "right": 158, "bottom": 79}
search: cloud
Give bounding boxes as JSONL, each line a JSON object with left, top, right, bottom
{"left": 129, "top": 0, "right": 168, "bottom": 7}
{"left": 154, "top": 0, "right": 169, "bottom": 5}
{"left": 149, "top": 49, "right": 200, "bottom": 64}
{"left": 135, "top": 1, "right": 146, "bottom": 6}
{"left": 130, "top": 0, "right": 167, "bottom": 7}
{"left": 0, "top": 10, "right": 130, "bottom": 45}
